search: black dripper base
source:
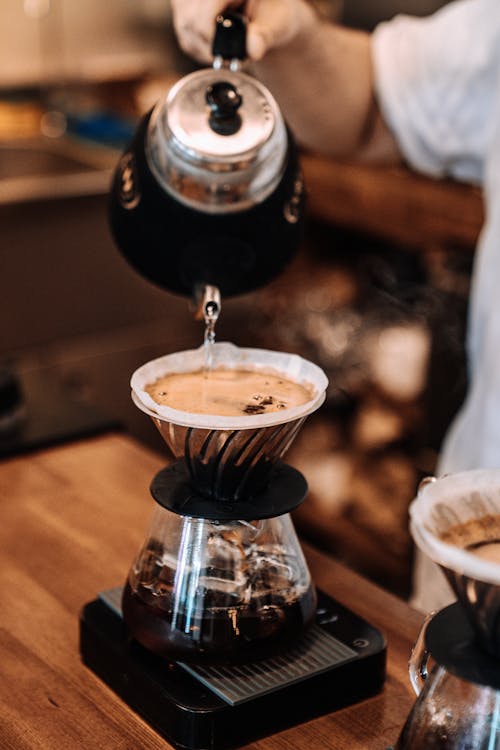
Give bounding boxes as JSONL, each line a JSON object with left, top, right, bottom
{"left": 426, "top": 603, "right": 500, "bottom": 690}
{"left": 150, "top": 459, "right": 308, "bottom": 520}
{"left": 80, "top": 587, "right": 386, "bottom": 750}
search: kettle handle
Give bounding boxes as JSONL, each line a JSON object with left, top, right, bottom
{"left": 212, "top": 11, "right": 247, "bottom": 64}
{"left": 408, "top": 612, "right": 435, "bottom": 696}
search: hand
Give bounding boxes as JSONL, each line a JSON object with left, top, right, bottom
{"left": 171, "top": 0, "right": 316, "bottom": 63}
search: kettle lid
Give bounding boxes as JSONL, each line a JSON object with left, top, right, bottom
{"left": 164, "top": 67, "right": 281, "bottom": 161}
{"left": 146, "top": 67, "right": 288, "bottom": 212}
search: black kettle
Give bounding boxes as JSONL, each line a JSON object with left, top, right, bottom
{"left": 109, "top": 12, "right": 305, "bottom": 299}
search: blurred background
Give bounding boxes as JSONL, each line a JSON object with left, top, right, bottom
{"left": 0, "top": 0, "right": 480, "bottom": 600}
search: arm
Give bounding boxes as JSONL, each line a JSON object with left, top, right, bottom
{"left": 253, "top": 18, "right": 401, "bottom": 163}
{"left": 171, "top": 0, "right": 402, "bottom": 164}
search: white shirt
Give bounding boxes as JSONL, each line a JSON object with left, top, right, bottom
{"left": 372, "top": 0, "right": 500, "bottom": 611}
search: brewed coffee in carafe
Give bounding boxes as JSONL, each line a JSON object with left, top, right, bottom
{"left": 122, "top": 511, "right": 316, "bottom": 663}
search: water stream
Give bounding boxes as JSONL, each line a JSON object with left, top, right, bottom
{"left": 198, "top": 285, "right": 221, "bottom": 371}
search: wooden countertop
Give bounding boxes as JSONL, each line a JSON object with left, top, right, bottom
{"left": 0, "top": 433, "right": 423, "bottom": 749}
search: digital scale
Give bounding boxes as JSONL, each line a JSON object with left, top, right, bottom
{"left": 80, "top": 586, "right": 386, "bottom": 750}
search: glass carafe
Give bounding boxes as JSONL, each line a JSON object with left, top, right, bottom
{"left": 122, "top": 506, "right": 316, "bottom": 663}
{"left": 395, "top": 613, "right": 500, "bottom": 749}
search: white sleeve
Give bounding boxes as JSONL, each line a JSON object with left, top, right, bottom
{"left": 372, "top": 0, "right": 500, "bottom": 183}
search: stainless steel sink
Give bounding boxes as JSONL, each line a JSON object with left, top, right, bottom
{"left": 0, "top": 137, "right": 116, "bottom": 204}
{"left": 0, "top": 142, "right": 98, "bottom": 179}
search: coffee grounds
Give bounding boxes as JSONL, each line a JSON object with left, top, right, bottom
{"left": 440, "top": 513, "right": 500, "bottom": 548}
{"left": 145, "top": 368, "right": 314, "bottom": 417}
{"left": 243, "top": 404, "right": 267, "bottom": 414}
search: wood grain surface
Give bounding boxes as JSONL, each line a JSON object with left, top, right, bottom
{"left": 302, "top": 154, "right": 484, "bottom": 252}
{"left": 0, "top": 433, "right": 423, "bottom": 749}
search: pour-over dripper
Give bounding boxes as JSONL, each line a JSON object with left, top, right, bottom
{"left": 122, "top": 484, "right": 318, "bottom": 664}
{"left": 125, "top": 343, "right": 328, "bottom": 663}
{"left": 131, "top": 342, "right": 328, "bottom": 501}
{"left": 410, "top": 470, "right": 500, "bottom": 657}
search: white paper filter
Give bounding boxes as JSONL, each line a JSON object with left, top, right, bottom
{"left": 130, "top": 342, "right": 328, "bottom": 430}
{"left": 409, "top": 469, "right": 500, "bottom": 585}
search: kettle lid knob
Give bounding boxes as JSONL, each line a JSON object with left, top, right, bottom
{"left": 206, "top": 81, "right": 243, "bottom": 135}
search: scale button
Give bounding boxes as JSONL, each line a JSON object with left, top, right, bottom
{"left": 316, "top": 608, "right": 339, "bottom": 625}
{"left": 353, "top": 638, "right": 370, "bottom": 648}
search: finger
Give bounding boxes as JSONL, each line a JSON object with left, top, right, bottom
{"left": 244, "top": 0, "right": 290, "bottom": 60}
{"left": 246, "top": 27, "right": 268, "bottom": 61}
{"left": 246, "top": 0, "right": 313, "bottom": 60}
{"left": 180, "top": 35, "right": 214, "bottom": 65}
{"left": 171, "top": 0, "right": 216, "bottom": 61}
